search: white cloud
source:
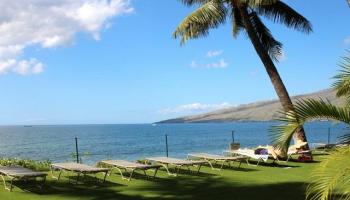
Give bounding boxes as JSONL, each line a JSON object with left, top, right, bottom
{"left": 0, "top": 58, "right": 44, "bottom": 75}
{"left": 206, "top": 59, "right": 228, "bottom": 68}
{"left": 207, "top": 50, "right": 223, "bottom": 57}
{"left": 14, "top": 59, "right": 44, "bottom": 75}
{"left": 190, "top": 50, "right": 228, "bottom": 69}
{"left": 0, "top": 0, "right": 133, "bottom": 75}
{"left": 190, "top": 59, "right": 228, "bottom": 69}
{"left": 344, "top": 36, "right": 350, "bottom": 45}
{"left": 159, "top": 102, "right": 234, "bottom": 114}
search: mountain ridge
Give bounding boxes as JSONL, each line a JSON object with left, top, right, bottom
{"left": 158, "top": 88, "right": 344, "bottom": 123}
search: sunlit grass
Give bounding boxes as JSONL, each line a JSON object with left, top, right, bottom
{"left": 0, "top": 154, "right": 331, "bottom": 200}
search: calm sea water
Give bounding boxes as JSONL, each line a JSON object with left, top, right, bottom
{"left": 0, "top": 122, "right": 346, "bottom": 164}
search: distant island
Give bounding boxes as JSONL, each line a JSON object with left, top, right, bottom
{"left": 157, "top": 89, "right": 344, "bottom": 123}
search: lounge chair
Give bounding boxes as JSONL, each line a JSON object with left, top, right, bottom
{"left": 0, "top": 165, "right": 47, "bottom": 192}
{"left": 51, "top": 162, "right": 109, "bottom": 183}
{"left": 145, "top": 157, "right": 205, "bottom": 176}
{"left": 187, "top": 153, "right": 246, "bottom": 170}
{"left": 224, "top": 149, "right": 269, "bottom": 166}
{"left": 310, "top": 143, "right": 327, "bottom": 151}
{"left": 99, "top": 160, "right": 161, "bottom": 181}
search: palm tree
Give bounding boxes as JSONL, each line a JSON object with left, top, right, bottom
{"left": 270, "top": 54, "right": 350, "bottom": 200}
{"left": 173, "top": 0, "right": 313, "bottom": 154}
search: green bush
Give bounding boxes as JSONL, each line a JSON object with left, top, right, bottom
{"left": 0, "top": 158, "right": 51, "bottom": 171}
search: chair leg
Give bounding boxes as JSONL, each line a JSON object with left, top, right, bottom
{"left": 256, "top": 159, "right": 262, "bottom": 166}
{"left": 128, "top": 170, "right": 135, "bottom": 181}
{"left": 238, "top": 160, "right": 242, "bottom": 168}
{"left": 219, "top": 161, "right": 225, "bottom": 169}
{"left": 9, "top": 177, "right": 14, "bottom": 192}
{"left": 206, "top": 160, "right": 215, "bottom": 170}
{"left": 115, "top": 167, "right": 126, "bottom": 180}
{"left": 51, "top": 167, "right": 62, "bottom": 180}
{"left": 161, "top": 164, "right": 176, "bottom": 176}
{"left": 102, "top": 172, "right": 108, "bottom": 183}
{"left": 153, "top": 168, "right": 159, "bottom": 178}
{"left": 197, "top": 164, "right": 202, "bottom": 173}
{"left": 1, "top": 175, "right": 12, "bottom": 192}
{"left": 51, "top": 169, "right": 63, "bottom": 181}
{"left": 186, "top": 165, "right": 191, "bottom": 172}
{"left": 76, "top": 173, "right": 81, "bottom": 184}
{"left": 39, "top": 176, "right": 46, "bottom": 190}
{"left": 176, "top": 165, "right": 182, "bottom": 175}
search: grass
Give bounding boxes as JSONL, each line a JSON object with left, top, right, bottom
{"left": 0, "top": 156, "right": 326, "bottom": 200}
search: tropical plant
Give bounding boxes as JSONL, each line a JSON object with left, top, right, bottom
{"left": 0, "top": 158, "right": 51, "bottom": 171}
{"left": 270, "top": 54, "right": 350, "bottom": 200}
{"left": 173, "top": 0, "right": 312, "bottom": 153}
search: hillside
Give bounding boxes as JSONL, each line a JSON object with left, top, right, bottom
{"left": 158, "top": 89, "right": 344, "bottom": 123}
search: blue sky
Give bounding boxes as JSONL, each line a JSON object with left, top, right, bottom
{"left": 0, "top": 0, "right": 349, "bottom": 125}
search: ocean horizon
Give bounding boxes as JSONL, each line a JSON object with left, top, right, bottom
{"left": 0, "top": 122, "right": 345, "bottom": 164}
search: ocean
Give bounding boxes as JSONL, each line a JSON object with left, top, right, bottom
{"left": 0, "top": 122, "right": 346, "bottom": 164}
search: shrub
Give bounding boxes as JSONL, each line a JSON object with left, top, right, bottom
{"left": 0, "top": 158, "right": 51, "bottom": 171}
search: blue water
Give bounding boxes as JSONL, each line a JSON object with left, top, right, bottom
{"left": 0, "top": 122, "right": 347, "bottom": 164}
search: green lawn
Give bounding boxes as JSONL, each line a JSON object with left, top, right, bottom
{"left": 0, "top": 156, "right": 324, "bottom": 200}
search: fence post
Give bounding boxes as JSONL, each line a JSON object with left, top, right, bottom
{"left": 231, "top": 131, "right": 235, "bottom": 143}
{"left": 75, "top": 137, "right": 79, "bottom": 163}
{"left": 327, "top": 127, "right": 331, "bottom": 145}
{"left": 165, "top": 134, "right": 169, "bottom": 157}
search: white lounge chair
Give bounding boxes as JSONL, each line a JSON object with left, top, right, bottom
{"left": 0, "top": 165, "right": 47, "bottom": 192}
{"left": 224, "top": 149, "right": 269, "bottom": 166}
{"left": 310, "top": 143, "right": 327, "bottom": 151}
{"left": 145, "top": 157, "right": 205, "bottom": 176}
{"left": 99, "top": 160, "right": 161, "bottom": 181}
{"left": 51, "top": 162, "right": 109, "bottom": 183}
{"left": 187, "top": 153, "right": 246, "bottom": 170}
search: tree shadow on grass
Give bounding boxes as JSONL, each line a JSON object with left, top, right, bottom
{"left": 7, "top": 167, "right": 309, "bottom": 200}
{"left": 286, "top": 158, "right": 321, "bottom": 164}
{"left": 14, "top": 174, "right": 308, "bottom": 200}
{"left": 130, "top": 176, "right": 307, "bottom": 200}
{"left": 13, "top": 176, "right": 124, "bottom": 194}
{"left": 240, "top": 160, "right": 301, "bottom": 168}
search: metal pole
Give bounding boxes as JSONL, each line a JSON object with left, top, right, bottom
{"left": 75, "top": 137, "right": 79, "bottom": 163}
{"left": 165, "top": 134, "right": 169, "bottom": 157}
{"left": 231, "top": 131, "right": 235, "bottom": 143}
{"left": 327, "top": 127, "right": 331, "bottom": 145}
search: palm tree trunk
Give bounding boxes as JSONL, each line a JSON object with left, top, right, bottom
{"left": 238, "top": 6, "right": 310, "bottom": 155}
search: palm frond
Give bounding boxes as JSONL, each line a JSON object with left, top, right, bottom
{"left": 231, "top": 6, "right": 244, "bottom": 37}
{"left": 255, "top": 1, "right": 312, "bottom": 33}
{"left": 270, "top": 99, "right": 350, "bottom": 149}
{"left": 291, "top": 99, "right": 350, "bottom": 123}
{"left": 179, "top": 0, "right": 211, "bottom": 6}
{"left": 238, "top": 0, "right": 279, "bottom": 6}
{"left": 249, "top": 11, "right": 282, "bottom": 61}
{"left": 332, "top": 55, "right": 350, "bottom": 100}
{"left": 174, "top": 0, "right": 227, "bottom": 45}
{"left": 338, "top": 133, "right": 350, "bottom": 144}
{"left": 306, "top": 147, "right": 350, "bottom": 200}
{"left": 269, "top": 112, "right": 300, "bottom": 151}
